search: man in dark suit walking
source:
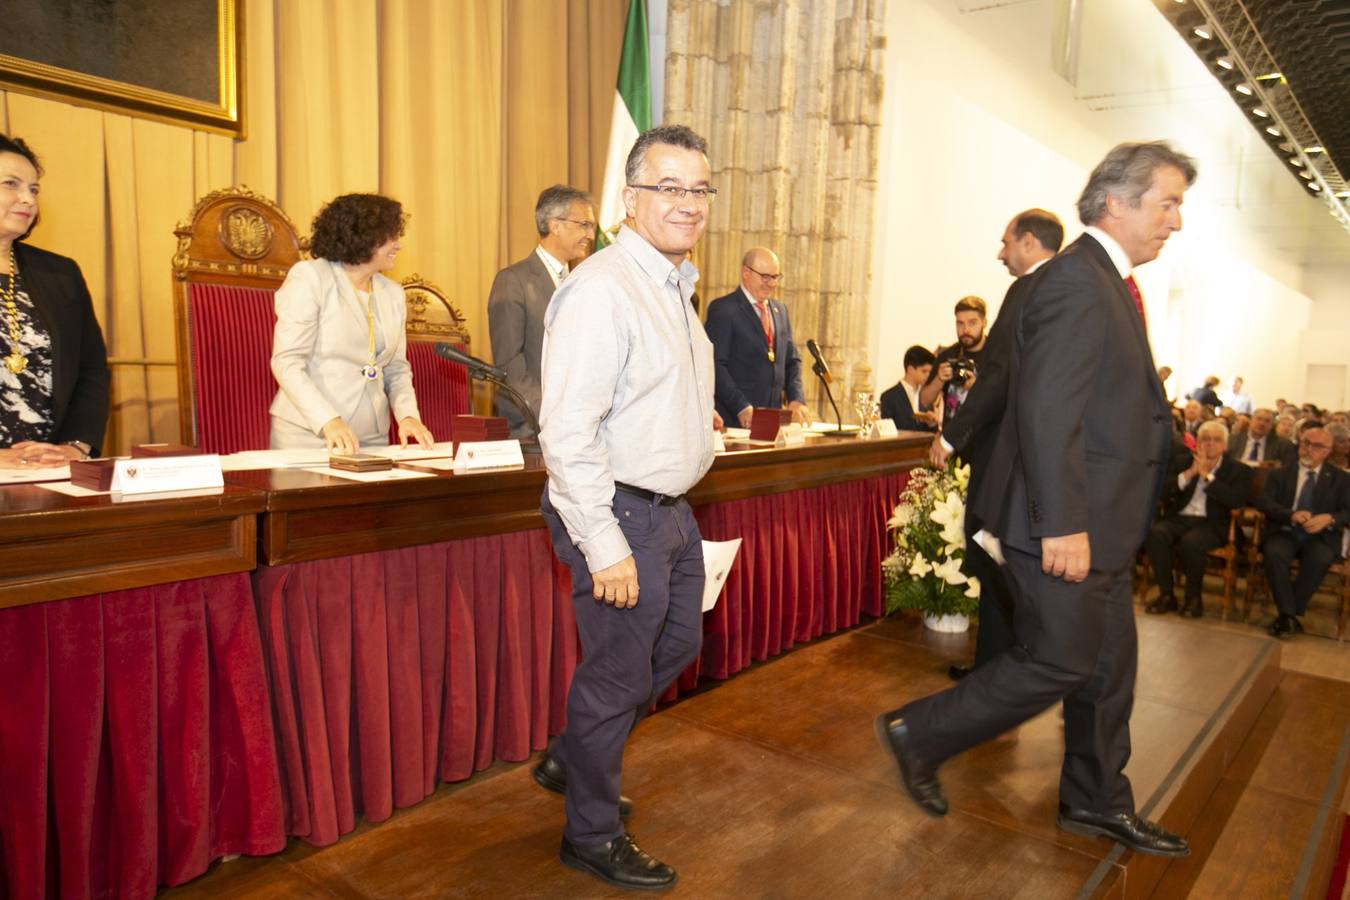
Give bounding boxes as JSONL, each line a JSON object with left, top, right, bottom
{"left": 705, "top": 248, "right": 809, "bottom": 428}
{"left": 876, "top": 141, "right": 1197, "bottom": 859}
{"left": 1256, "top": 427, "right": 1350, "bottom": 637}
{"left": 1144, "top": 420, "right": 1252, "bottom": 618}
{"left": 488, "top": 185, "right": 595, "bottom": 439}
{"left": 932, "top": 208, "right": 1063, "bottom": 681}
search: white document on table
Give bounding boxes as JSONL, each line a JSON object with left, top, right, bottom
{"left": 303, "top": 466, "right": 437, "bottom": 483}
{"left": 0, "top": 465, "right": 71, "bottom": 484}
{"left": 701, "top": 538, "right": 742, "bottom": 613}
{"left": 365, "top": 441, "right": 456, "bottom": 460}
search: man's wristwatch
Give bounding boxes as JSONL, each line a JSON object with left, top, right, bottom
{"left": 64, "top": 440, "right": 92, "bottom": 459}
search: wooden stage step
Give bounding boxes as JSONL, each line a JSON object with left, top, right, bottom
{"left": 166, "top": 613, "right": 1286, "bottom": 899}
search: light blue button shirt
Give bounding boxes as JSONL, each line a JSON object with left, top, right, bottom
{"left": 539, "top": 225, "right": 716, "bottom": 572}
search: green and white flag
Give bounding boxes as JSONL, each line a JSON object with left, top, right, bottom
{"left": 596, "top": 0, "right": 652, "bottom": 247}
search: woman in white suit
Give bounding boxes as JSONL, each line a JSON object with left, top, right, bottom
{"left": 270, "top": 193, "right": 435, "bottom": 453}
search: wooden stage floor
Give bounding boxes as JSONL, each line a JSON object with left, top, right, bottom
{"left": 168, "top": 612, "right": 1296, "bottom": 899}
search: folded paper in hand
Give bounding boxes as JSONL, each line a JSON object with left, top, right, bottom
{"left": 701, "top": 538, "right": 742, "bottom": 612}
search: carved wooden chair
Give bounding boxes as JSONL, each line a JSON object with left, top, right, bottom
{"left": 398, "top": 275, "right": 472, "bottom": 442}
{"left": 173, "top": 186, "right": 306, "bottom": 453}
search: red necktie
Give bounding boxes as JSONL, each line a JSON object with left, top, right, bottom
{"left": 1124, "top": 275, "right": 1146, "bottom": 329}
{"left": 756, "top": 301, "right": 773, "bottom": 348}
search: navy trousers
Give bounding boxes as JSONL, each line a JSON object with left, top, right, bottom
{"left": 541, "top": 489, "right": 705, "bottom": 845}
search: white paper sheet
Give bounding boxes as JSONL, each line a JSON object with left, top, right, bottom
{"left": 38, "top": 483, "right": 224, "bottom": 502}
{"left": 364, "top": 441, "right": 457, "bottom": 460}
{"left": 303, "top": 466, "right": 437, "bottom": 483}
{"left": 0, "top": 464, "right": 71, "bottom": 484}
{"left": 222, "top": 449, "right": 330, "bottom": 470}
{"left": 701, "top": 538, "right": 742, "bottom": 613}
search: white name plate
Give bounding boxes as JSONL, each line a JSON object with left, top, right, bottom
{"left": 866, "top": 419, "right": 899, "bottom": 439}
{"left": 113, "top": 455, "right": 224, "bottom": 494}
{"left": 773, "top": 423, "right": 806, "bottom": 447}
{"left": 712, "top": 430, "right": 727, "bottom": 453}
{"left": 453, "top": 440, "right": 526, "bottom": 471}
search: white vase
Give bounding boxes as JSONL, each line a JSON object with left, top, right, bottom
{"left": 923, "top": 612, "right": 970, "bottom": 633}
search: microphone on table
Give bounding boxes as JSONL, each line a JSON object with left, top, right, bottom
{"left": 805, "top": 338, "right": 832, "bottom": 385}
{"left": 434, "top": 342, "right": 541, "bottom": 449}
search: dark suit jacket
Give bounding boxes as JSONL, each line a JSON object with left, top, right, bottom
{"left": 1189, "top": 386, "right": 1222, "bottom": 409}
{"left": 1226, "top": 431, "right": 1294, "bottom": 466}
{"left": 940, "top": 274, "right": 1035, "bottom": 511}
{"left": 705, "top": 288, "right": 805, "bottom": 424}
{"left": 879, "top": 381, "right": 935, "bottom": 433}
{"left": 1255, "top": 461, "right": 1350, "bottom": 553}
{"left": 487, "top": 251, "right": 555, "bottom": 438}
{"left": 12, "top": 242, "right": 109, "bottom": 454}
{"left": 971, "top": 234, "right": 1172, "bottom": 572}
{"left": 1161, "top": 451, "right": 1252, "bottom": 536}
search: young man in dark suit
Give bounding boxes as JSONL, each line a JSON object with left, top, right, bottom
{"left": 1256, "top": 427, "right": 1350, "bottom": 637}
{"left": 1144, "top": 420, "right": 1252, "bottom": 618}
{"left": 705, "top": 247, "right": 809, "bottom": 428}
{"left": 877, "top": 141, "right": 1197, "bottom": 859}
{"left": 879, "top": 345, "right": 938, "bottom": 432}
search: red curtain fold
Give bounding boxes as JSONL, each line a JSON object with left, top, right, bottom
{"left": 256, "top": 472, "right": 908, "bottom": 847}
{"left": 0, "top": 574, "right": 284, "bottom": 900}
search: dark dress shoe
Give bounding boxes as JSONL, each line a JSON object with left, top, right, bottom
{"left": 948, "top": 664, "right": 973, "bottom": 681}
{"left": 533, "top": 755, "right": 634, "bottom": 819}
{"left": 560, "top": 833, "right": 676, "bottom": 891}
{"left": 874, "top": 711, "right": 948, "bottom": 817}
{"left": 1145, "top": 595, "right": 1177, "bottom": 615}
{"left": 1056, "top": 805, "right": 1189, "bottom": 858}
{"left": 1179, "top": 597, "right": 1204, "bottom": 619}
{"left": 1268, "top": 614, "right": 1295, "bottom": 638}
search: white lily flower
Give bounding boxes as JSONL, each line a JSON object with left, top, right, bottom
{"left": 930, "top": 491, "right": 966, "bottom": 546}
{"left": 908, "top": 555, "right": 933, "bottom": 578}
{"left": 965, "top": 576, "right": 981, "bottom": 598}
{"left": 933, "top": 556, "right": 967, "bottom": 586}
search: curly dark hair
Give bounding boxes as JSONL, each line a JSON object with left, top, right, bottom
{"left": 309, "top": 193, "right": 407, "bottom": 265}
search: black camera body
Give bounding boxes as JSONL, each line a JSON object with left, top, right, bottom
{"left": 949, "top": 356, "right": 977, "bottom": 388}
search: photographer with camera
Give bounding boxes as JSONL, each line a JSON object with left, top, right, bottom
{"left": 919, "top": 295, "right": 988, "bottom": 422}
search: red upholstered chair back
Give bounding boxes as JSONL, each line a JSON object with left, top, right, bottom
{"left": 172, "top": 187, "right": 306, "bottom": 453}
{"left": 397, "top": 275, "right": 471, "bottom": 443}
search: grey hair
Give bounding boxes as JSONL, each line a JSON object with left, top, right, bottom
{"left": 624, "top": 124, "right": 709, "bottom": 185}
{"left": 534, "top": 184, "right": 593, "bottom": 237}
{"left": 1328, "top": 423, "right": 1350, "bottom": 441}
{"left": 1197, "top": 419, "right": 1229, "bottom": 443}
{"left": 1076, "top": 141, "right": 1198, "bottom": 226}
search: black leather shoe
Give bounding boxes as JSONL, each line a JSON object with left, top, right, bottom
{"left": 533, "top": 755, "right": 634, "bottom": 819}
{"left": 1145, "top": 595, "right": 1177, "bottom": 615}
{"left": 1056, "top": 805, "right": 1189, "bottom": 858}
{"left": 874, "top": 711, "right": 947, "bottom": 817}
{"left": 948, "top": 664, "right": 973, "bottom": 681}
{"left": 560, "top": 833, "right": 676, "bottom": 891}
{"left": 1269, "top": 614, "right": 1296, "bottom": 638}
{"left": 1179, "top": 597, "right": 1204, "bottom": 619}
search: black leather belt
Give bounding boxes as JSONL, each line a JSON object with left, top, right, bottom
{"left": 614, "top": 481, "right": 685, "bottom": 506}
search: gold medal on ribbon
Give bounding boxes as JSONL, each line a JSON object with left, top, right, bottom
{"left": 767, "top": 350, "right": 775, "bottom": 362}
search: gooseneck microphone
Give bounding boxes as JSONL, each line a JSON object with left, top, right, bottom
{"left": 804, "top": 338, "right": 849, "bottom": 436}
{"left": 434, "top": 342, "right": 541, "bottom": 445}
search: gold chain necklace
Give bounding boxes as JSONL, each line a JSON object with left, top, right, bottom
{"left": 2, "top": 246, "right": 27, "bottom": 375}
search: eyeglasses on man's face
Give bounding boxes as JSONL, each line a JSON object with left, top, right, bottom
{"left": 1299, "top": 438, "right": 1333, "bottom": 451}
{"left": 555, "top": 217, "right": 596, "bottom": 231}
{"left": 628, "top": 184, "right": 718, "bottom": 203}
{"left": 744, "top": 265, "right": 782, "bottom": 284}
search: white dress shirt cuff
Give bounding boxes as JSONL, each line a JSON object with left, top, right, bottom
{"left": 579, "top": 520, "right": 633, "bottom": 574}
{"left": 940, "top": 436, "right": 954, "bottom": 454}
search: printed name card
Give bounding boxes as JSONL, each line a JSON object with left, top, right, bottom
{"left": 866, "top": 419, "right": 899, "bottom": 439}
{"left": 453, "top": 440, "right": 526, "bottom": 471}
{"left": 774, "top": 423, "right": 806, "bottom": 447}
{"left": 112, "top": 454, "right": 224, "bottom": 494}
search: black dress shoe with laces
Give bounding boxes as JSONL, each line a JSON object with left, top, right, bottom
{"left": 874, "top": 711, "right": 948, "bottom": 817}
{"left": 532, "top": 755, "right": 634, "bottom": 819}
{"left": 947, "top": 664, "right": 973, "bottom": 681}
{"left": 560, "top": 833, "right": 676, "bottom": 892}
{"left": 1179, "top": 597, "right": 1204, "bottom": 619}
{"left": 1056, "top": 805, "right": 1189, "bottom": 858}
{"left": 1268, "top": 614, "right": 1298, "bottom": 638}
{"left": 1145, "top": 595, "right": 1177, "bottom": 615}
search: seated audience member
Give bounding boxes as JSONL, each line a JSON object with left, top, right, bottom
{"left": 487, "top": 184, "right": 595, "bottom": 439}
{"left": 1233, "top": 413, "right": 1250, "bottom": 436}
{"left": 1330, "top": 411, "right": 1348, "bottom": 428}
{"left": 270, "top": 193, "right": 434, "bottom": 453}
{"left": 0, "top": 134, "right": 109, "bottom": 468}
{"left": 1329, "top": 423, "right": 1350, "bottom": 471}
{"left": 1296, "top": 417, "right": 1325, "bottom": 441}
{"left": 1218, "top": 407, "right": 1237, "bottom": 430}
{"left": 1224, "top": 376, "right": 1254, "bottom": 415}
{"left": 1227, "top": 407, "right": 1294, "bottom": 466}
{"left": 706, "top": 247, "right": 810, "bottom": 428}
{"left": 879, "top": 345, "right": 938, "bottom": 432}
{"left": 1145, "top": 421, "right": 1251, "bottom": 618}
{"left": 1181, "top": 399, "right": 1203, "bottom": 435}
{"left": 1275, "top": 414, "right": 1296, "bottom": 442}
{"left": 1188, "top": 375, "right": 1222, "bottom": 410}
{"left": 1257, "top": 427, "right": 1350, "bottom": 638}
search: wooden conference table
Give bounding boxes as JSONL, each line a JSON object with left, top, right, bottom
{"left": 0, "top": 434, "right": 927, "bottom": 899}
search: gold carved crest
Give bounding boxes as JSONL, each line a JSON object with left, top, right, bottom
{"left": 219, "top": 206, "right": 273, "bottom": 260}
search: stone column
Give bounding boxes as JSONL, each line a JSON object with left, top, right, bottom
{"left": 666, "top": 0, "right": 887, "bottom": 421}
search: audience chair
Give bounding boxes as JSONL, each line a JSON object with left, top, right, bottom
{"left": 1244, "top": 515, "right": 1350, "bottom": 638}
{"left": 172, "top": 186, "right": 307, "bottom": 453}
{"left": 397, "top": 274, "right": 472, "bottom": 442}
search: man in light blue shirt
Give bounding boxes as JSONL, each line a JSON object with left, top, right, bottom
{"left": 535, "top": 124, "right": 717, "bottom": 892}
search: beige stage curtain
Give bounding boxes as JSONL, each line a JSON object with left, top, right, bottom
{"left": 1, "top": 0, "right": 623, "bottom": 453}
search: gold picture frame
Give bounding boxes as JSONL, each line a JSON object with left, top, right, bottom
{"left": 0, "top": 0, "right": 243, "bottom": 137}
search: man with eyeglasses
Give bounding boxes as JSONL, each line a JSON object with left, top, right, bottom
{"left": 536, "top": 125, "right": 717, "bottom": 892}
{"left": 1256, "top": 426, "right": 1350, "bottom": 638}
{"left": 705, "top": 247, "right": 810, "bottom": 429}
{"left": 488, "top": 184, "right": 595, "bottom": 439}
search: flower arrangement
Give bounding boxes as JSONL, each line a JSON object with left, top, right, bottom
{"left": 882, "top": 461, "right": 980, "bottom": 621}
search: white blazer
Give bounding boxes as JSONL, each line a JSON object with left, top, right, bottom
{"left": 269, "top": 258, "right": 420, "bottom": 435}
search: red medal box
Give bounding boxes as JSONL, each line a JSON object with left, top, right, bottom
{"left": 749, "top": 407, "right": 792, "bottom": 442}
{"left": 69, "top": 458, "right": 118, "bottom": 491}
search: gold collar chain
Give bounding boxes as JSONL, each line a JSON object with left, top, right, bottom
{"left": 2, "top": 246, "right": 27, "bottom": 375}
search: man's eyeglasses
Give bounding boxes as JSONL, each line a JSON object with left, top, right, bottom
{"left": 628, "top": 184, "right": 718, "bottom": 203}
{"left": 1299, "top": 438, "right": 1333, "bottom": 450}
{"left": 744, "top": 265, "right": 782, "bottom": 284}
{"left": 555, "top": 218, "right": 596, "bottom": 231}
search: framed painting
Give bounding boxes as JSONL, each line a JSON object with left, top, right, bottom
{"left": 0, "top": 0, "right": 243, "bottom": 137}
